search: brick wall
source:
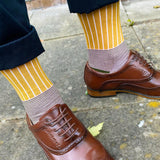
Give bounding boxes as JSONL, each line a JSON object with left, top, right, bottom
{"left": 26, "top": 0, "right": 67, "bottom": 10}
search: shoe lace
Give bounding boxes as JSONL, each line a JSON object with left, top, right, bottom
{"left": 132, "top": 50, "right": 154, "bottom": 70}
{"left": 45, "top": 107, "right": 79, "bottom": 142}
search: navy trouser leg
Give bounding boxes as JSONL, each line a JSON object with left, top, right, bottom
{"left": 67, "top": 0, "right": 119, "bottom": 13}
{"left": 0, "top": 0, "right": 44, "bottom": 70}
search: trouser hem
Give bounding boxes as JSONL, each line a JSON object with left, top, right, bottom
{"left": 0, "top": 26, "right": 44, "bottom": 70}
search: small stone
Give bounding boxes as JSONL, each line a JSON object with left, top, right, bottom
{"left": 146, "top": 47, "right": 151, "bottom": 50}
{"left": 11, "top": 106, "right": 16, "bottom": 109}
{"left": 139, "top": 103, "right": 144, "bottom": 107}
{"left": 1, "top": 119, "right": 6, "bottom": 123}
{"left": 112, "top": 97, "right": 119, "bottom": 102}
{"left": 68, "top": 86, "right": 72, "bottom": 90}
{"left": 135, "top": 147, "right": 142, "bottom": 153}
{"left": 148, "top": 119, "right": 153, "bottom": 123}
{"left": 138, "top": 120, "right": 144, "bottom": 128}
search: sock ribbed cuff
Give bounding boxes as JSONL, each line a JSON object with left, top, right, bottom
{"left": 88, "top": 41, "right": 129, "bottom": 73}
{"left": 23, "top": 85, "right": 63, "bottom": 124}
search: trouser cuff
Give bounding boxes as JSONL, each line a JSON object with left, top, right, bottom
{"left": 0, "top": 26, "right": 44, "bottom": 70}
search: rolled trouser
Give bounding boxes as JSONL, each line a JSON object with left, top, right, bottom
{"left": 67, "top": 0, "right": 119, "bottom": 13}
{"left": 0, "top": 0, "right": 118, "bottom": 71}
{"left": 0, "top": 0, "right": 44, "bottom": 70}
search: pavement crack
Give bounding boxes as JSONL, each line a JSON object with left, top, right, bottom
{"left": 122, "top": 4, "right": 145, "bottom": 52}
{"left": 43, "top": 33, "right": 84, "bottom": 42}
{"left": 131, "top": 26, "right": 145, "bottom": 52}
{"left": 0, "top": 117, "right": 25, "bottom": 123}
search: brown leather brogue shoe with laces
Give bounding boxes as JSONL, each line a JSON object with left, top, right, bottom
{"left": 84, "top": 50, "right": 160, "bottom": 99}
{"left": 27, "top": 104, "right": 114, "bottom": 160}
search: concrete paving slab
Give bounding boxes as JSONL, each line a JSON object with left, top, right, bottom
{"left": 30, "top": 5, "right": 83, "bottom": 40}
{"left": 133, "top": 21, "right": 160, "bottom": 62}
{"left": 2, "top": 1, "right": 160, "bottom": 160}
{"left": 1, "top": 103, "right": 160, "bottom": 160}
{"left": 122, "top": 0, "right": 160, "bottom": 23}
{"left": 77, "top": 105, "right": 160, "bottom": 160}
{"left": 0, "top": 120, "right": 46, "bottom": 160}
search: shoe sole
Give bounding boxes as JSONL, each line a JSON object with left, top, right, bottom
{"left": 87, "top": 88, "right": 160, "bottom": 99}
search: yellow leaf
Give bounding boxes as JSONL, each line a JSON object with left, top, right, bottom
{"left": 153, "top": 5, "right": 160, "bottom": 8}
{"left": 71, "top": 107, "right": 78, "bottom": 112}
{"left": 148, "top": 102, "right": 160, "bottom": 108}
{"left": 145, "top": 153, "right": 152, "bottom": 158}
{"left": 88, "top": 122, "right": 104, "bottom": 137}
{"left": 114, "top": 106, "right": 120, "bottom": 109}
{"left": 120, "top": 143, "right": 127, "bottom": 150}
{"left": 0, "top": 141, "right": 4, "bottom": 145}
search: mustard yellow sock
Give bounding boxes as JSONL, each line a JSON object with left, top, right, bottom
{"left": 78, "top": 1, "right": 124, "bottom": 50}
{"left": 1, "top": 58, "right": 64, "bottom": 123}
{"left": 1, "top": 58, "right": 53, "bottom": 101}
{"left": 78, "top": 2, "right": 129, "bottom": 73}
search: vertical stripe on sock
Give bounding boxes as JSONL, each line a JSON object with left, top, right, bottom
{"left": 79, "top": 14, "right": 91, "bottom": 48}
{"left": 99, "top": 9, "right": 104, "bottom": 49}
{"left": 1, "top": 58, "right": 53, "bottom": 101}
{"left": 78, "top": 1, "right": 124, "bottom": 50}
{"left": 86, "top": 15, "right": 96, "bottom": 49}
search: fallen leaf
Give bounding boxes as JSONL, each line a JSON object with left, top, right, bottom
{"left": 71, "top": 107, "right": 78, "bottom": 112}
{"left": 145, "top": 153, "right": 152, "bottom": 158}
{"left": 153, "top": 5, "right": 160, "bottom": 9}
{"left": 88, "top": 122, "right": 104, "bottom": 137}
{"left": 0, "top": 141, "right": 4, "bottom": 145}
{"left": 148, "top": 102, "right": 160, "bottom": 108}
{"left": 114, "top": 106, "right": 120, "bottom": 109}
{"left": 120, "top": 143, "right": 127, "bottom": 150}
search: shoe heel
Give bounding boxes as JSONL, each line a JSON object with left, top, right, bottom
{"left": 87, "top": 88, "right": 117, "bottom": 97}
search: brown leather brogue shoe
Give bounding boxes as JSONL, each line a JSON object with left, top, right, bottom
{"left": 84, "top": 50, "right": 160, "bottom": 99}
{"left": 27, "top": 104, "right": 114, "bottom": 160}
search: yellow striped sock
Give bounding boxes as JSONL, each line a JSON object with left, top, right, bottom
{"left": 78, "top": 1, "right": 124, "bottom": 50}
{"left": 1, "top": 58, "right": 53, "bottom": 101}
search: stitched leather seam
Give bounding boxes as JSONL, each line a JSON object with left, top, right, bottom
{"left": 118, "top": 82, "right": 160, "bottom": 90}
{"left": 37, "top": 129, "right": 87, "bottom": 155}
{"left": 100, "top": 74, "right": 154, "bottom": 91}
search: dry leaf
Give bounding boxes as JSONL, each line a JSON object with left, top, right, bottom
{"left": 148, "top": 102, "right": 160, "bottom": 108}
{"left": 88, "top": 122, "right": 104, "bottom": 137}
{"left": 71, "top": 107, "right": 78, "bottom": 112}
{"left": 153, "top": 5, "right": 160, "bottom": 9}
